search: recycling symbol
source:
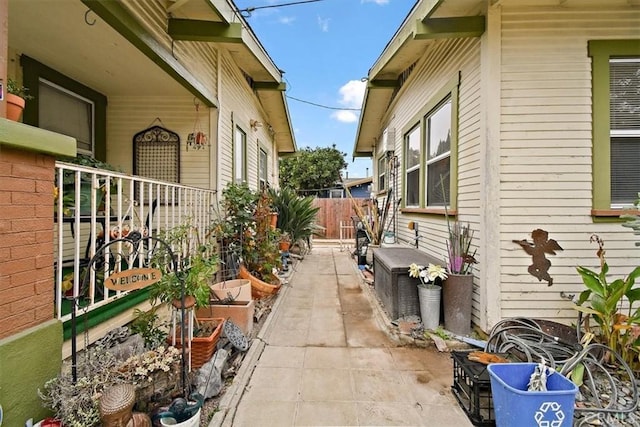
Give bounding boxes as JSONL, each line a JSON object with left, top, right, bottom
{"left": 534, "top": 401, "right": 565, "bottom": 427}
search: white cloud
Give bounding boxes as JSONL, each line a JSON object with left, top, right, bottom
{"left": 331, "top": 110, "right": 359, "bottom": 123}
{"left": 338, "top": 80, "right": 366, "bottom": 109}
{"left": 317, "top": 16, "right": 330, "bottom": 32}
{"left": 278, "top": 16, "right": 296, "bottom": 25}
{"left": 331, "top": 80, "right": 367, "bottom": 123}
{"left": 361, "top": 0, "right": 389, "bottom": 4}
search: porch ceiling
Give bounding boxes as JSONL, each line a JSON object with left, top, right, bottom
{"left": 8, "top": 0, "right": 185, "bottom": 98}
{"left": 8, "top": 0, "right": 296, "bottom": 154}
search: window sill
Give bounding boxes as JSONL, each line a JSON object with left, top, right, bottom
{"left": 376, "top": 189, "right": 390, "bottom": 197}
{"left": 400, "top": 207, "right": 457, "bottom": 216}
{"left": 591, "top": 209, "right": 639, "bottom": 217}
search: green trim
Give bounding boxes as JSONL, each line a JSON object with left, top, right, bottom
{"left": 368, "top": 80, "right": 398, "bottom": 89}
{"left": 20, "top": 55, "right": 107, "bottom": 161}
{"left": 168, "top": 19, "right": 242, "bottom": 43}
{"left": 0, "top": 320, "right": 62, "bottom": 424}
{"left": 82, "top": 0, "right": 217, "bottom": 108}
{"left": 253, "top": 81, "right": 287, "bottom": 91}
{"left": 400, "top": 72, "right": 460, "bottom": 210}
{"left": 588, "top": 40, "right": 640, "bottom": 210}
{"left": 0, "top": 118, "right": 76, "bottom": 157}
{"left": 62, "top": 289, "right": 150, "bottom": 340}
{"left": 415, "top": 16, "right": 485, "bottom": 40}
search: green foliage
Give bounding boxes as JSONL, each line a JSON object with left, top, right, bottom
{"left": 269, "top": 187, "right": 319, "bottom": 244}
{"left": 6, "top": 78, "right": 34, "bottom": 99}
{"left": 621, "top": 192, "right": 640, "bottom": 247}
{"left": 130, "top": 306, "right": 168, "bottom": 349}
{"left": 213, "top": 183, "right": 281, "bottom": 284}
{"left": 279, "top": 145, "right": 347, "bottom": 192}
{"left": 574, "top": 234, "right": 640, "bottom": 368}
{"left": 149, "top": 222, "right": 218, "bottom": 308}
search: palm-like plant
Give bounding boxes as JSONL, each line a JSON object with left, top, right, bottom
{"left": 269, "top": 187, "right": 319, "bottom": 245}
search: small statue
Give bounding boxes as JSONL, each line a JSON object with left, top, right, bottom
{"left": 513, "top": 229, "right": 563, "bottom": 286}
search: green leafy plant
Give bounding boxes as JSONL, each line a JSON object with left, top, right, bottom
{"left": 268, "top": 187, "right": 319, "bottom": 245}
{"left": 6, "top": 78, "right": 34, "bottom": 100}
{"left": 130, "top": 306, "right": 168, "bottom": 349}
{"left": 621, "top": 192, "right": 640, "bottom": 247}
{"left": 149, "top": 222, "right": 219, "bottom": 308}
{"left": 574, "top": 234, "right": 640, "bottom": 368}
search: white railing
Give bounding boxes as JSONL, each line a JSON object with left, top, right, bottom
{"left": 54, "top": 161, "right": 217, "bottom": 322}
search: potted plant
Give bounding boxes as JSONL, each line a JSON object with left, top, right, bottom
{"left": 408, "top": 262, "right": 448, "bottom": 330}
{"left": 442, "top": 214, "right": 477, "bottom": 335}
{"left": 268, "top": 187, "right": 319, "bottom": 253}
{"left": 149, "top": 222, "right": 219, "bottom": 310}
{"left": 5, "top": 78, "right": 33, "bottom": 121}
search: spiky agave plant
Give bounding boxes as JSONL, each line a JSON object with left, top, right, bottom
{"left": 269, "top": 187, "right": 319, "bottom": 245}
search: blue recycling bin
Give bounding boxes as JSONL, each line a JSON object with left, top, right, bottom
{"left": 487, "top": 363, "right": 578, "bottom": 427}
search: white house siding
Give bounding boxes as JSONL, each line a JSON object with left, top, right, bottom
{"left": 218, "top": 51, "right": 276, "bottom": 190}
{"left": 498, "top": 4, "right": 640, "bottom": 325}
{"left": 107, "top": 96, "right": 211, "bottom": 190}
{"left": 381, "top": 37, "right": 484, "bottom": 325}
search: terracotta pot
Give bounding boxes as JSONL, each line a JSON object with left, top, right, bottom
{"left": 171, "top": 317, "right": 224, "bottom": 369}
{"left": 279, "top": 240, "right": 291, "bottom": 252}
{"left": 6, "top": 93, "right": 25, "bottom": 121}
{"left": 269, "top": 212, "right": 278, "bottom": 229}
{"left": 238, "top": 264, "right": 281, "bottom": 299}
{"left": 171, "top": 295, "right": 197, "bottom": 310}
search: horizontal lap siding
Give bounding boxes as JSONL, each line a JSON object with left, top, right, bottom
{"left": 387, "top": 38, "right": 483, "bottom": 321}
{"left": 107, "top": 96, "right": 210, "bottom": 189}
{"left": 499, "top": 5, "right": 640, "bottom": 325}
{"left": 219, "top": 52, "right": 275, "bottom": 190}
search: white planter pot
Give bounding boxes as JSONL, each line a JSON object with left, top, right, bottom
{"left": 160, "top": 408, "right": 201, "bottom": 427}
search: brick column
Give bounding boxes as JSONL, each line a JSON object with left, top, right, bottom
{"left": 0, "top": 146, "right": 55, "bottom": 339}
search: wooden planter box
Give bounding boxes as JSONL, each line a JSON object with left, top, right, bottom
{"left": 196, "top": 300, "right": 255, "bottom": 336}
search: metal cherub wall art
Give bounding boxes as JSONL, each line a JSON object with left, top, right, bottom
{"left": 513, "top": 229, "right": 563, "bottom": 286}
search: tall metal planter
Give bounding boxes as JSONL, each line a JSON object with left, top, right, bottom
{"left": 443, "top": 273, "right": 473, "bottom": 335}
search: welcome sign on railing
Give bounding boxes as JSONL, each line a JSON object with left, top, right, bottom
{"left": 105, "top": 268, "right": 162, "bottom": 291}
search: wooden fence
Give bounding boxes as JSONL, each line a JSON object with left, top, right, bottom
{"left": 312, "top": 198, "right": 368, "bottom": 239}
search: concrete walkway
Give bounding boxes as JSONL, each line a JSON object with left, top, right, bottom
{"left": 217, "top": 246, "right": 473, "bottom": 426}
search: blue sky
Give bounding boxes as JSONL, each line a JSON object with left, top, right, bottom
{"left": 235, "top": 0, "right": 413, "bottom": 178}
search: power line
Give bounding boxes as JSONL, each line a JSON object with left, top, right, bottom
{"left": 286, "top": 95, "right": 361, "bottom": 111}
{"left": 239, "top": 0, "right": 325, "bottom": 17}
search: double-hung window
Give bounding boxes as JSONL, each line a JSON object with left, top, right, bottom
{"left": 425, "top": 98, "right": 451, "bottom": 206}
{"left": 405, "top": 125, "right": 421, "bottom": 207}
{"left": 258, "top": 147, "right": 268, "bottom": 188}
{"left": 402, "top": 72, "right": 459, "bottom": 211}
{"left": 589, "top": 40, "right": 640, "bottom": 212}
{"left": 378, "top": 156, "right": 387, "bottom": 192}
{"left": 234, "top": 126, "right": 247, "bottom": 184}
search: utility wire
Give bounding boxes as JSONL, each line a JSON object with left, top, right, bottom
{"left": 239, "top": 0, "right": 325, "bottom": 17}
{"left": 286, "top": 95, "right": 361, "bottom": 111}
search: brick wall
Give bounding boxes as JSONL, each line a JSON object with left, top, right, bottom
{"left": 0, "top": 146, "right": 55, "bottom": 339}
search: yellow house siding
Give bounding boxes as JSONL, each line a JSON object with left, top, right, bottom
{"left": 498, "top": 4, "right": 640, "bottom": 324}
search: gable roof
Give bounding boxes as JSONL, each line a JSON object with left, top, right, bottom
{"left": 353, "top": 0, "right": 483, "bottom": 157}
